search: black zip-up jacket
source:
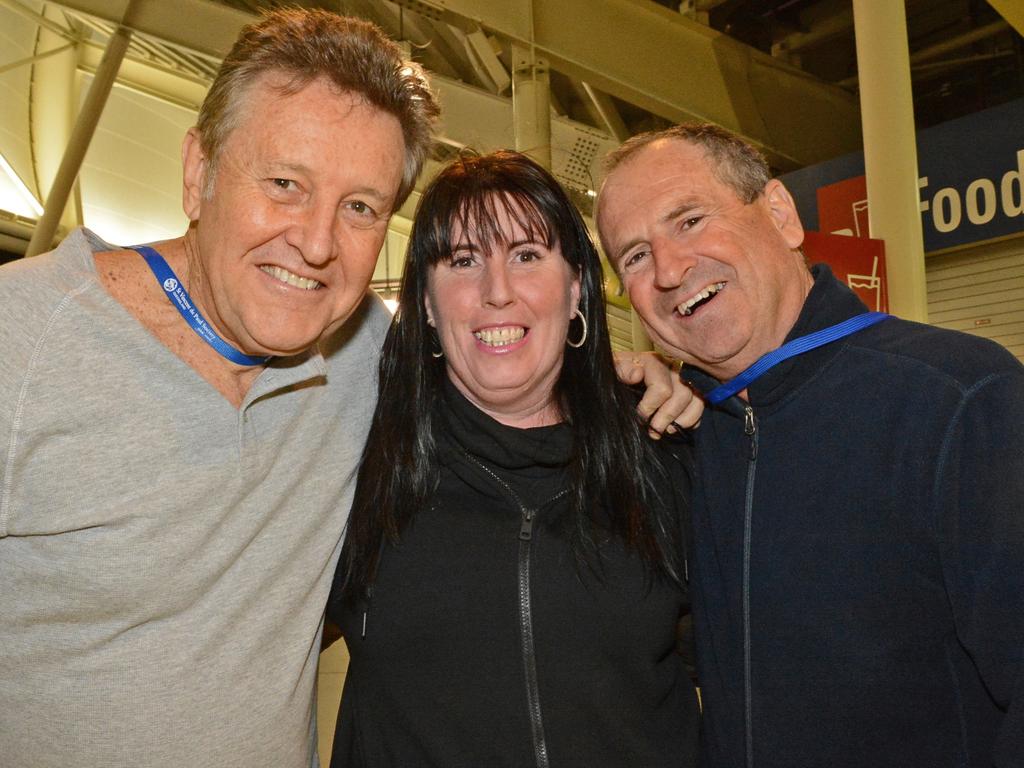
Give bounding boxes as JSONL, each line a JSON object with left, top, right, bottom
{"left": 328, "top": 384, "right": 699, "bottom": 767}
{"left": 685, "top": 265, "right": 1024, "bottom": 768}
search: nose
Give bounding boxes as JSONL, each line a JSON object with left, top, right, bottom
{"left": 289, "top": 200, "right": 338, "bottom": 266}
{"left": 482, "top": 260, "right": 515, "bottom": 308}
{"left": 651, "top": 239, "right": 696, "bottom": 290}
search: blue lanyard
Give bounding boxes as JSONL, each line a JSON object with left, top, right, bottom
{"left": 133, "top": 245, "right": 272, "bottom": 367}
{"left": 705, "top": 312, "right": 890, "bottom": 404}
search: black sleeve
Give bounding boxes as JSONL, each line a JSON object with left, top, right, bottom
{"left": 935, "top": 368, "right": 1024, "bottom": 761}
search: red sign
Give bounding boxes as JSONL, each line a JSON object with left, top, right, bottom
{"left": 802, "top": 230, "right": 888, "bottom": 313}
{"left": 806, "top": 175, "right": 888, "bottom": 312}
{"left": 817, "top": 176, "right": 869, "bottom": 238}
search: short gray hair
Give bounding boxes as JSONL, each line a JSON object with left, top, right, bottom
{"left": 603, "top": 122, "right": 771, "bottom": 204}
{"left": 196, "top": 8, "right": 439, "bottom": 207}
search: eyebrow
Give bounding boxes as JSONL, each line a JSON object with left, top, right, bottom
{"left": 452, "top": 236, "right": 543, "bottom": 252}
{"left": 611, "top": 238, "right": 644, "bottom": 265}
{"left": 661, "top": 199, "right": 702, "bottom": 224}
{"left": 266, "top": 161, "right": 309, "bottom": 177}
{"left": 506, "top": 238, "right": 544, "bottom": 249}
{"left": 610, "top": 198, "right": 704, "bottom": 264}
{"left": 267, "top": 162, "right": 393, "bottom": 202}
{"left": 351, "top": 184, "right": 394, "bottom": 203}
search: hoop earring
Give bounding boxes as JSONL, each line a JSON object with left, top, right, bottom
{"left": 566, "top": 308, "right": 588, "bottom": 348}
{"left": 429, "top": 329, "right": 444, "bottom": 358}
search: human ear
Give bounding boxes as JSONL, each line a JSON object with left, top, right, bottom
{"left": 181, "top": 127, "right": 208, "bottom": 221}
{"left": 424, "top": 290, "right": 436, "bottom": 327}
{"left": 764, "top": 179, "right": 805, "bottom": 250}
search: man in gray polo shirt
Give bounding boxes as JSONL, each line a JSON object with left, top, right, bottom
{"left": 0, "top": 10, "right": 437, "bottom": 768}
{"left": 0, "top": 9, "right": 694, "bottom": 767}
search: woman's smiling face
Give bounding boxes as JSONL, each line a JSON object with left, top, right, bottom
{"left": 425, "top": 195, "right": 580, "bottom": 427}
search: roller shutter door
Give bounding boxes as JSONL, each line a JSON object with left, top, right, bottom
{"left": 926, "top": 236, "right": 1024, "bottom": 363}
{"left": 605, "top": 302, "right": 634, "bottom": 353}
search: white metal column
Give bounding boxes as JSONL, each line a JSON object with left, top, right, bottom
{"left": 511, "top": 41, "right": 552, "bottom": 170}
{"left": 26, "top": 21, "right": 132, "bottom": 256}
{"left": 852, "top": 0, "right": 929, "bottom": 321}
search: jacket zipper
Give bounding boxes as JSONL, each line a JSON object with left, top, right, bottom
{"left": 462, "top": 452, "right": 564, "bottom": 768}
{"left": 742, "top": 406, "right": 758, "bottom": 768}
{"left": 517, "top": 504, "right": 550, "bottom": 768}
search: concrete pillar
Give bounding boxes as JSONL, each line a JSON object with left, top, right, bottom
{"left": 852, "top": 0, "right": 929, "bottom": 322}
{"left": 511, "top": 42, "right": 552, "bottom": 170}
{"left": 26, "top": 23, "right": 132, "bottom": 257}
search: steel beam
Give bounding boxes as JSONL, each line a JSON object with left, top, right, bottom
{"left": 52, "top": 0, "right": 251, "bottom": 58}
{"left": 27, "top": 22, "right": 132, "bottom": 256}
{"left": 772, "top": 8, "right": 854, "bottom": 57}
{"left": 577, "top": 82, "right": 629, "bottom": 143}
{"left": 53, "top": 0, "right": 862, "bottom": 168}
{"left": 403, "top": 0, "right": 860, "bottom": 167}
{"left": 910, "top": 19, "right": 1010, "bottom": 64}
{"left": 30, "top": 3, "right": 82, "bottom": 233}
{"left": 77, "top": 41, "right": 210, "bottom": 110}
{"left": 410, "top": 0, "right": 862, "bottom": 168}
{"left": 342, "top": 0, "right": 468, "bottom": 82}
{"left": 511, "top": 43, "right": 551, "bottom": 168}
{"left": 987, "top": 0, "right": 1024, "bottom": 37}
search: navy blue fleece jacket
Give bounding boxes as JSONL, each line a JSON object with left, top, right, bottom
{"left": 685, "top": 265, "right": 1024, "bottom": 768}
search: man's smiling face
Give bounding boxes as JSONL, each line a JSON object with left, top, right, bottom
{"left": 182, "top": 73, "right": 406, "bottom": 357}
{"left": 597, "top": 138, "right": 810, "bottom": 380}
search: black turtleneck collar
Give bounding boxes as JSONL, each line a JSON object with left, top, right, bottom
{"left": 436, "top": 378, "right": 572, "bottom": 508}
{"left": 683, "top": 263, "right": 870, "bottom": 411}
{"left": 438, "top": 378, "right": 572, "bottom": 469}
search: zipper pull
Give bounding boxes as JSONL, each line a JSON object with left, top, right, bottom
{"left": 361, "top": 585, "right": 373, "bottom": 639}
{"left": 519, "top": 508, "right": 536, "bottom": 541}
{"left": 744, "top": 406, "right": 758, "bottom": 461}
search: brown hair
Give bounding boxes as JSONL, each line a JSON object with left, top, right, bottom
{"left": 196, "top": 8, "right": 439, "bottom": 207}
{"left": 602, "top": 122, "right": 771, "bottom": 204}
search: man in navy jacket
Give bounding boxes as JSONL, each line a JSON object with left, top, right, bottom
{"left": 597, "top": 122, "right": 1024, "bottom": 768}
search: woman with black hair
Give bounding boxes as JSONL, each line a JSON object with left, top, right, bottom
{"left": 328, "top": 150, "right": 700, "bottom": 767}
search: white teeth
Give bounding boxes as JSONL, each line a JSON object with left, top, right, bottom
{"left": 678, "top": 282, "right": 726, "bottom": 316}
{"left": 260, "top": 265, "right": 321, "bottom": 290}
{"left": 474, "top": 326, "right": 526, "bottom": 346}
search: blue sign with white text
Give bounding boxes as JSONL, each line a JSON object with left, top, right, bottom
{"left": 781, "top": 97, "right": 1024, "bottom": 253}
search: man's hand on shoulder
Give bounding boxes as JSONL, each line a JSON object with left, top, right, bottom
{"left": 613, "top": 350, "right": 704, "bottom": 439}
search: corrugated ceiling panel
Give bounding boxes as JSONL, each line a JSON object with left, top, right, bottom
{"left": 0, "top": 1, "right": 44, "bottom": 207}
{"left": 79, "top": 75, "right": 194, "bottom": 245}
